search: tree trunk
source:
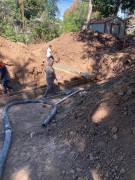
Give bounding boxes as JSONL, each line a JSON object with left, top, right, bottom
{"left": 86, "top": 0, "right": 93, "bottom": 29}
{"left": 22, "top": 0, "right": 25, "bottom": 33}
{"left": 114, "top": 0, "right": 121, "bottom": 17}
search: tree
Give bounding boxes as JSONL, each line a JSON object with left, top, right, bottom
{"left": 0, "top": 0, "right": 61, "bottom": 43}
{"left": 63, "top": 0, "right": 100, "bottom": 32}
{"left": 82, "top": 0, "right": 135, "bottom": 17}
{"left": 45, "top": 0, "right": 60, "bottom": 20}
{"left": 86, "top": 0, "right": 93, "bottom": 29}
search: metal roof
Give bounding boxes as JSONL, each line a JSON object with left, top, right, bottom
{"left": 88, "top": 16, "right": 126, "bottom": 24}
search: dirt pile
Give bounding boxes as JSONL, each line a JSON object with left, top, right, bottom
{"left": 0, "top": 36, "right": 45, "bottom": 92}
{"left": 1, "top": 31, "right": 135, "bottom": 179}
{"left": 41, "top": 30, "right": 124, "bottom": 74}
{"left": 50, "top": 67, "right": 135, "bottom": 179}
{"left": 31, "top": 30, "right": 132, "bottom": 79}
{"left": 0, "top": 30, "right": 135, "bottom": 94}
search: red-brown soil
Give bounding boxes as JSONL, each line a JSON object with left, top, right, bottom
{"left": 0, "top": 30, "right": 135, "bottom": 180}
{"left": 1, "top": 30, "right": 134, "bottom": 94}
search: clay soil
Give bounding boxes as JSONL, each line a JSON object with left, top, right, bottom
{"left": 0, "top": 30, "right": 135, "bottom": 180}
{"left": 0, "top": 29, "right": 134, "bottom": 94}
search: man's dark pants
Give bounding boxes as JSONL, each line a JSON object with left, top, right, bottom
{"left": 43, "top": 77, "right": 55, "bottom": 97}
{"left": 2, "top": 80, "right": 12, "bottom": 94}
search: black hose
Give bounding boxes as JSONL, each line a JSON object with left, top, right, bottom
{"left": 0, "top": 99, "right": 57, "bottom": 179}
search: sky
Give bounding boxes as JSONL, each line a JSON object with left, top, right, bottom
{"left": 57, "top": 0, "right": 74, "bottom": 20}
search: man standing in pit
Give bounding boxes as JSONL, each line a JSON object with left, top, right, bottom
{"left": 0, "top": 59, "right": 13, "bottom": 94}
{"left": 46, "top": 45, "right": 55, "bottom": 62}
{"left": 43, "top": 57, "right": 57, "bottom": 98}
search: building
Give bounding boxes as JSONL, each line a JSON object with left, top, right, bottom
{"left": 82, "top": 16, "right": 126, "bottom": 37}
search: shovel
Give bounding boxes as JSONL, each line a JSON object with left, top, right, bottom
{"left": 43, "top": 90, "right": 71, "bottom": 99}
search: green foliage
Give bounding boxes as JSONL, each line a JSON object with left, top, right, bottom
{"left": 82, "top": 0, "right": 135, "bottom": 17}
{"left": 93, "top": 0, "right": 115, "bottom": 17}
{"left": 27, "top": 13, "right": 62, "bottom": 43}
{"left": 63, "top": 1, "right": 101, "bottom": 32}
{"left": 46, "top": 0, "right": 60, "bottom": 20}
{"left": 63, "top": 1, "right": 88, "bottom": 32}
{"left": 0, "top": 0, "right": 62, "bottom": 44}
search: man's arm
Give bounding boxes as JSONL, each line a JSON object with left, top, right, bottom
{"left": 51, "top": 49, "right": 55, "bottom": 53}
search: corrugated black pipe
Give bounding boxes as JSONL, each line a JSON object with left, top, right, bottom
{"left": 0, "top": 99, "right": 57, "bottom": 179}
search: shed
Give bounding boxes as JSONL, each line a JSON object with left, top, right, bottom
{"left": 82, "top": 16, "right": 126, "bottom": 37}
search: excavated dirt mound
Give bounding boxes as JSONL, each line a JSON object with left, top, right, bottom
{"left": 0, "top": 30, "right": 135, "bottom": 95}
{"left": 1, "top": 31, "right": 135, "bottom": 180}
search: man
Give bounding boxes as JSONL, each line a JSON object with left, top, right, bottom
{"left": 0, "top": 59, "right": 13, "bottom": 94}
{"left": 43, "top": 57, "right": 57, "bottom": 98}
{"left": 46, "top": 45, "right": 55, "bottom": 62}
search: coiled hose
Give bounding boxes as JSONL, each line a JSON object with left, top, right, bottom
{"left": 0, "top": 99, "right": 57, "bottom": 179}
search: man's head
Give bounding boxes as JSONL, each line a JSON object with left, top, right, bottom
{"left": 48, "top": 57, "right": 54, "bottom": 66}
{"left": 49, "top": 45, "right": 52, "bottom": 48}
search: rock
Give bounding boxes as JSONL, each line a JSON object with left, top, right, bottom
{"left": 102, "top": 131, "right": 108, "bottom": 135}
{"left": 111, "top": 126, "right": 118, "bottom": 134}
{"left": 78, "top": 177, "right": 83, "bottom": 180}
{"left": 73, "top": 175, "right": 78, "bottom": 180}
{"left": 76, "top": 100, "right": 83, "bottom": 106}
{"left": 62, "top": 170, "right": 66, "bottom": 176}
{"left": 127, "top": 88, "right": 133, "bottom": 95}
{"left": 89, "top": 153, "right": 94, "bottom": 161}
{"left": 124, "top": 112, "right": 127, "bottom": 115}
{"left": 105, "top": 172, "right": 109, "bottom": 177}
{"left": 76, "top": 168, "right": 82, "bottom": 173}
{"left": 70, "top": 169, "right": 76, "bottom": 175}
{"left": 89, "top": 126, "right": 95, "bottom": 135}
{"left": 97, "top": 141, "right": 105, "bottom": 148}
{"left": 84, "top": 177, "right": 89, "bottom": 180}
{"left": 118, "top": 91, "right": 124, "bottom": 96}
{"left": 30, "top": 132, "right": 35, "bottom": 138}
{"left": 112, "top": 134, "right": 118, "bottom": 140}
{"left": 120, "top": 168, "right": 125, "bottom": 174}
{"left": 117, "top": 156, "right": 123, "bottom": 161}
{"left": 70, "top": 151, "right": 76, "bottom": 159}
{"left": 51, "top": 123, "right": 57, "bottom": 127}
{"left": 96, "top": 163, "right": 101, "bottom": 171}
{"left": 52, "top": 119, "right": 56, "bottom": 123}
